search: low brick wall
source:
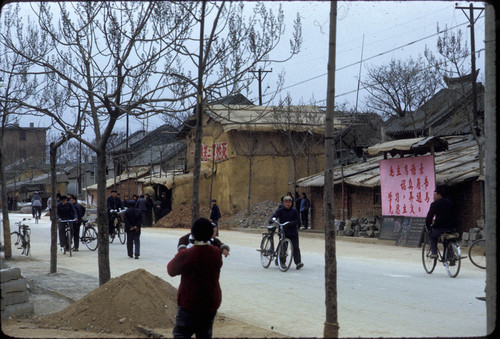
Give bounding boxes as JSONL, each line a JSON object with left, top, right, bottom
{"left": 1, "top": 267, "right": 34, "bottom": 319}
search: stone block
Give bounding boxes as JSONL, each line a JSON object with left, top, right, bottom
{"left": 1, "top": 279, "right": 28, "bottom": 296}
{"left": 1, "top": 301, "right": 34, "bottom": 320}
{"left": 0, "top": 268, "right": 22, "bottom": 283}
{"left": 462, "top": 232, "right": 470, "bottom": 241}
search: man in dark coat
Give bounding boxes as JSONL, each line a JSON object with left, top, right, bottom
{"left": 57, "top": 195, "right": 78, "bottom": 253}
{"left": 124, "top": 200, "right": 143, "bottom": 259}
{"left": 425, "top": 187, "right": 456, "bottom": 258}
{"left": 210, "top": 199, "right": 221, "bottom": 237}
{"left": 107, "top": 190, "right": 122, "bottom": 236}
{"left": 269, "top": 195, "right": 304, "bottom": 270}
{"left": 70, "top": 195, "right": 86, "bottom": 251}
{"left": 145, "top": 193, "right": 154, "bottom": 226}
{"left": 135, "top": 195, "right": 149, "bottom": 227}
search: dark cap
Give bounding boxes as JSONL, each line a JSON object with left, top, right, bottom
{"left": 211, "top": 199, "right": 216, "bottom": 202}
{"left": 191, "top": 217, "right": 213, "bottom": 241}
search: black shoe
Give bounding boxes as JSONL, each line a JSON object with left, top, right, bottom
{"left": 296, "top": 263, "right": 304, "bottom": 270}
{"left": 73, "top": 248, "right": 79, "bottom": 252}
{"left": 128, "top": 255, "right": 133, "bottom": 258}
{"left": 134, "top": 255, "right": 139, "bottom": 259}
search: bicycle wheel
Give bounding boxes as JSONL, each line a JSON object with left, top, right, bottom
{"left": 259, "top": 235, "right": 273, "bottom": 268}
{"left": 84, "top": 226, "right": 98, "bottom": 251}
{"left": 23, "top": 233, "right": 30, "bottom": 256}
{"left": 444, "top": 242, "right": 461, "bottom": 278}
{"left": 469, "top": 239, "right": 486, "bottom": 269}
{"left": 117, "top": 222, "right": 126, "bottom": 244}
{"left": 10, "top": 232, "right": 23, "bottom": 254}
{"left": 421, "top": 234, "right": 437, "bottom": 274}
{"left": 277, "top": 238, "right": 293, "bottom": 272}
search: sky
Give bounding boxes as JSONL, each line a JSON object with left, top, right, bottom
{"left": 3, "top": 1, "right": 487, "bottom": 137}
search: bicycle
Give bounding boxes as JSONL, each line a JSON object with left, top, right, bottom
{"left": 468, "top": 238, "right": 486, "bottom": 269}
{"left": 422, "top": 226, "right": 462, "bottom": 278}
{"left": 257, "top": 218, "right": 294, "bottom": 272}
{"left": 11, "top": 218, "right": 31, "bottom": 256}
{"left": 80, "top": 219, "right": 98, "bottom": 251}
{"left": 109, "top": 209, "right": 126, "bottom": 245}
{"left": 59, "top": 219, "right": 77, "bottom": 256}
{"left": 32, "top": 206, "right": 41, "bottom": 224}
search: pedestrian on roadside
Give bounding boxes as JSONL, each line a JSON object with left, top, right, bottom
{"left": 7, "top": 193, "right": 13, "bottom": 211}
{"left": 269, "top": 195, "right": 304, "bottom": 270}
{"left": 210, "top": 199, "right": 221, "bottom": 237}
{"left": 135, "top": 195, "right": 149, "bottom": 227}
{"left": 158, "top": 191, "right": 171, "bottom": 220}
{"left": 107, "top": 190, "right": 122, "bottom": 237}
{"left": 122, "top": 195, "right": 129, "bottom": 208}
{"left": 70, "top": 195, "right": 86, "bottom": 251}
{"left": 295, "top": 191, "right": 302, "bottom": 229}
{"left": 299, "top": 193, "right": 311, "bottom": 230}
{"left": 124, "top": 200, "right": 142, "bottom": 259}
{"left": 167, "top": 217, "right": 223, "bottom": 339}
{"left": 145, "top": 193, "right": 154, "bottom": 226}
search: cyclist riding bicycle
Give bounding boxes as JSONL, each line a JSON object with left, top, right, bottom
{"left": 107, "top": 190, "right": 123, "bottom": 237}
{"left": 31, "top": 191, "right": 43, "bottom": 219}
{"left": 57, "top": 195, "right": 78, "bottom": 252}
{"left": 425, "top": 186, "right": 457, "bottom": 259}
{"left": 268, "top": 195, "right": 304, "bottom": 270}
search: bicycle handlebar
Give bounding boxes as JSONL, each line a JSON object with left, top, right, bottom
{"left": 59, "top": 219, "right": 77, "bottom": 223}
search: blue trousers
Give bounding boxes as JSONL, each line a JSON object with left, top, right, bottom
{"left": 173, "top": 306, "right": 216, "bottom": 339}
{"left": 126, "top": 230, "right": 140, "bottom": 257}
{"left": 429, "top": 227, "right": 456, "bottom": 255}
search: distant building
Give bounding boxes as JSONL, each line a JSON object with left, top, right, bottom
{"left": 0, "top": 123, "right": 49, "bottom": 168}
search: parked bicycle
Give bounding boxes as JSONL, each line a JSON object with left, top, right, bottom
{"left": 422, "top": 226, "right": 463, "bottom": 278}
{"left": 11, "top": 218, "right": 31, "bottom": 256}
{"left": 468, "top": 238, "right": 486, "bottom": 269}
{"left": 80, "top": 219, "right": 98, "bottom": 251}
{"left": 258, "top": 218, "right": 294, "bottom": 272}
{"left": 59, "top": 219, "right": 77, "bottom": 256}
{"left": 109, "top": 208, "right": 126, "bottom": 244}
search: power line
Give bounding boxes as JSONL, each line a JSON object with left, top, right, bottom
{"left": 259, "top": 17, "right": 483, "bottom": 102}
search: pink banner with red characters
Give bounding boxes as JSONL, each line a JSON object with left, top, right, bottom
{"left": 379, "top": 155, "right": 435, "bottom": 217}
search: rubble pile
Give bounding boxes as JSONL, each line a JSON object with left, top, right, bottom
{"left": 335, "top": 216, "right": 381, "bottom": 238}
{"left": 223, "top": 200, "right": 280, "bottom": 229}
{"left": 460, "top": 218, "right": 485, "bottom": 247}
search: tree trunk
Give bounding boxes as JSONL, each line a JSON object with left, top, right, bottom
{"left": 246, "top": 157, "right": 253, "bottom": 218}
{"left": 96, "top": 149, "right": 111, "bottom": 285}
{"left": 49, "top": 143, "right": 58, "bottom": 273}
{"left": 0, "top": 143, "right": 12, "bottom": 260}
{"left": 324, "top": 1, "right": 339, "bottom": 338}
{"left": 191, "top": 0, "right": 206, "bottom": 225}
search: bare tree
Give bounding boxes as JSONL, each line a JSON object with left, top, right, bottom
{"left": 168, "top": 2, "right": 302, "bottom": 223}
{"left": 0, "top": 2, "right": 196, "bottom": 284}
{"left": 0, "top": 3, "right": 37, "bottom": 260}
{"left": 362, "top": 56, "right": 441, "bottom": 136}
{"left": 425, "top": 26, "right": 485, "bottom": 176}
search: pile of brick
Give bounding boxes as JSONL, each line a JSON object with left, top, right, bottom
{"left": 461, "top": 218, "right": 485, "bottom": 247}
{"left": 335, "top": 216, "right": 381, "bottom": 238}
{"left": 1, "top": 267, "right": 34, "bottom": 320}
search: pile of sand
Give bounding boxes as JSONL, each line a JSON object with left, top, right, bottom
{"left": 155, "top": 203, "right": 212, "bottom": 228}
{"left": 35, "top": 269, "right": 179, "bottom": 336}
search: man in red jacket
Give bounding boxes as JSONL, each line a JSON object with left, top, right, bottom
{"left": 167, "top": 217, "right": 223, "bottom": 338}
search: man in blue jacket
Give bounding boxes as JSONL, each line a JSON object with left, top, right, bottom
{"left": 269, "top": 196, "right": 304, "bottom": 270}
{"left": 124, "top": 200, "right": 143, "bottom": 259}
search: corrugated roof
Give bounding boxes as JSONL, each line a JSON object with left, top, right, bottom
{"left": 366, "top": 136, "right": 448, "bottom": 156}
{"left": 297, "top": 135, "right": 481, "bottom": 188}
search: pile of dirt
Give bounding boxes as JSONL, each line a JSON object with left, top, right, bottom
{"left": 155, "top": 200, "right": 280, "bottom": 230}
{"left": 155, "top": 203, "right": 211, "bottom": 228}
{"left": 34, "top": 269, "right": 179, "bottom": 336}
{"left": 223, "top": 200, "right": 279, "bottom": 228}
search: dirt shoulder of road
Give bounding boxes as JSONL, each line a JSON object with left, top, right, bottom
{"left": 1, "top": 258, "right": 286, "bottom": 338}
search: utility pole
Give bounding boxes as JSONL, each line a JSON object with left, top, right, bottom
{"left": 455, "top": 3, "right": 484, "bottom": 129}
{"left": 324, "top": 1, "right": 339, "bottom": 338}
{"left": 250, "top": 68, "right": 272, "bottom": 105}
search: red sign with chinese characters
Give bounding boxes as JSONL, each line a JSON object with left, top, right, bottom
{"left": 379, "top": 155, "right": 435, "bottom": 218}
{"left": 198, "top": 142, "right": 228, "bottom": 163}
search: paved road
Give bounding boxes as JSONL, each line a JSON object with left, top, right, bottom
{"left": 3, "top": 213, "right": 488, "bottom": 337}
